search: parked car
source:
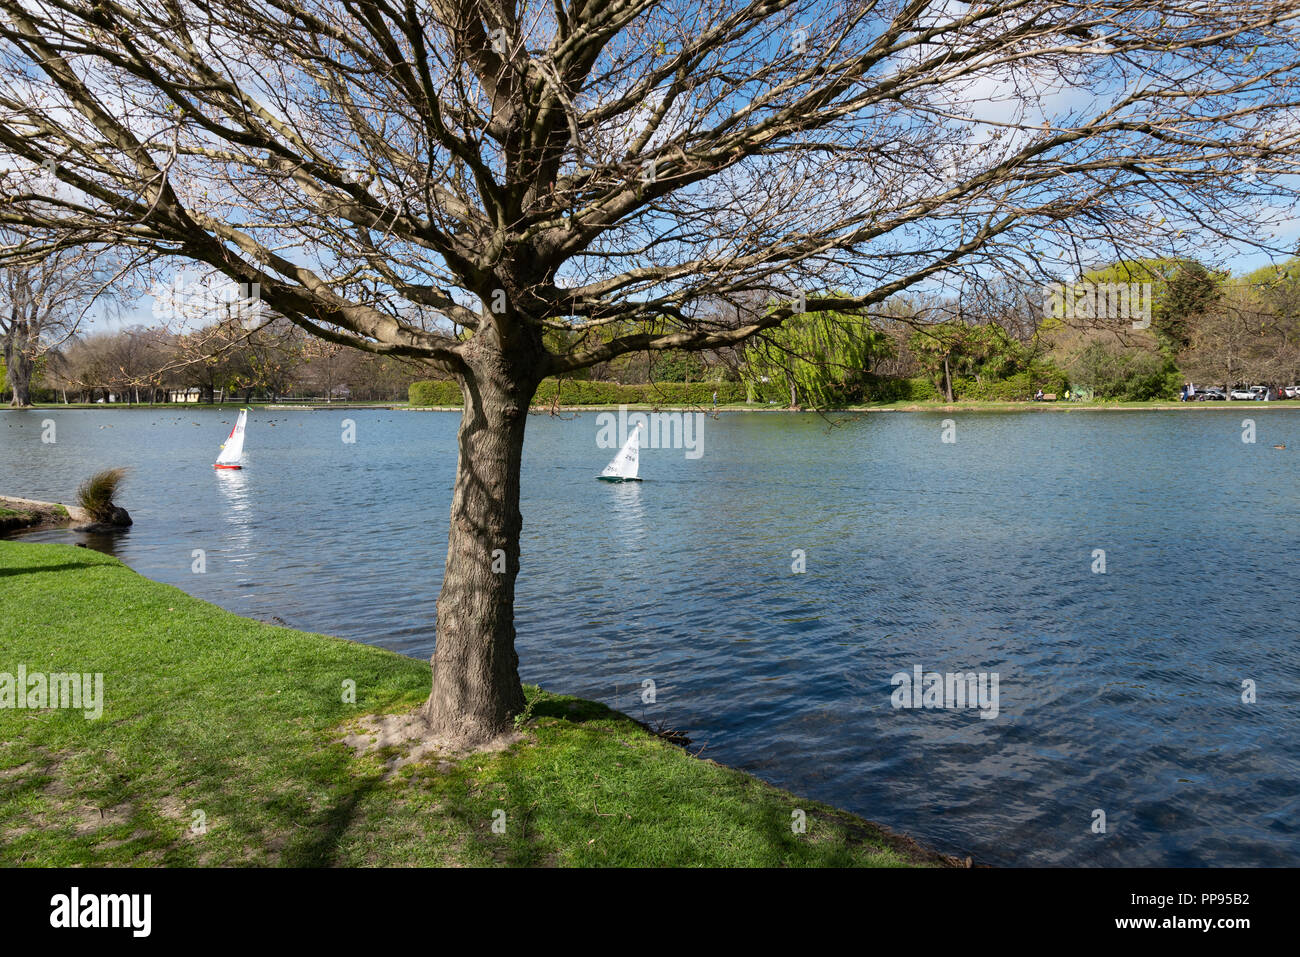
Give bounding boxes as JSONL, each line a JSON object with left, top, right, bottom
{"left": 1196, "top": 388, "right": 1227, "bottom": 401}
{"left": 1285, "top": 386, "right": 1300, "bottom": 399}
{"left": 1229, "top": 387, "right": 1255, "bottom": 400}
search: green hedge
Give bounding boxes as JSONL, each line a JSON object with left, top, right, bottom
{"left": 408, "top": 380, "right": 463, "bottom": 406}
{"left": 409, "top": 379, "right": 748, "bottom": 407}
{"left": 735, "top": 375, "right": 942, "bottom": 405}
{"left": 854, "top": 375, "right": 939, "bottom": 402}
{"left": 628, "top": 381, "right": 747, "bottom": 405}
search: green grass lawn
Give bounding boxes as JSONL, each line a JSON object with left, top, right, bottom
{"left": 835, "top": 399, "right": 1293, "bottom": 412}
{"left": 7, "top": 401, "right": 399, "bottom": 410}
{"left": 10, "top": 397, "right": 1295, "bottom": 414}
{"left": 0, "top": 540, "right": 945, "bottom": 867}
{"left": 406, "top": 398, "right": 1300, "bottom": 412}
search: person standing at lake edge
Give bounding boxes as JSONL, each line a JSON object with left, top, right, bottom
{"left": 713, "top": 389, "right": 717, "bottom": 409}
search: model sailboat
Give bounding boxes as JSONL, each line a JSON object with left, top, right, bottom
{"left": 214, "top": 409, "right": 249, "bottom": 470}
{"left": 598, "top": 423, "right": 644, "bottom": 482}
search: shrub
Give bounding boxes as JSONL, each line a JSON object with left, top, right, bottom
{"left": 77, "top": 468, "right": 127, "bottom": 523}
{"left": 952, "top": 363, "right": 1069, "bottom": 401}
{"left": 1069, "top": 343, "right": 1179, "bottom": 401}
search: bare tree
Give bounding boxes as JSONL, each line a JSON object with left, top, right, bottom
{"left": 1181, "top": 282, "right": 1300, "bottom": 386}
{"left": 55, "top": 329, "right": 125, "bottom": 402}
{"left": 0, "top": 237, "right": 126, "bottom": 406}
{"left": 2, "top": 1, "right": 1299, "bottom": 745}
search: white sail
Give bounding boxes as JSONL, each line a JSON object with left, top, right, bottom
{"left": 601, "top": 423, "right": 642, "bottom": 479}
{"left": 215, "top": 409, "right": 248, "bottom": 466}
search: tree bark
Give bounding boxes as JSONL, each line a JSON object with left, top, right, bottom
{"left": 3, "top": 320, "right": 33, "bottom": 407}
{"left": 423, "top": 340, "right": 540, "bottom": 746}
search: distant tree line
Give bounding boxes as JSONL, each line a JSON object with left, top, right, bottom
{"left": 413, "top": 257, "right": 1300, "bottom": 407}
{"left": 724, "top": 258, "right": 1300, "bottom": 406}
{"left": 4, "top": 316, "right": 429, "bottom": 404}
{"left": 9, "top": 257, "right": 1300, "bottom": 408}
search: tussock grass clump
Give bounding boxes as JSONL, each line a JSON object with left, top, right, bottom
{"left": 76, "top": 467, "right": 128, "bottom": 522}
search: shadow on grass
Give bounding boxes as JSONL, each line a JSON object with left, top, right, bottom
{"left": 529, "top": 696, "right": 624, "bottom": 724}
{"left": 279, "top": 775, "right": 382, "bottom": 867}
{"left": 0, "top": 560, "right": 106, "bottom": 577}
{"left": 531, "top": 694, "right": 691, "bottom": 747}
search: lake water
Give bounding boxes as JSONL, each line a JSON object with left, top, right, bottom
{"left": 3, "top": 405, "right": 1298, "bottom": 866}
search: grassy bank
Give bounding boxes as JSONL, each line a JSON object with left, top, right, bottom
{"left": 4, "top": 401, "right": 398, "bottom": 411}
{"left": 9, "top": 398, "right": 1297, "bottom": 413}
{"left": 0, "top": 541, "right": 945, "bottom": 867}
{"left": 836, "top": 399, "right": 1298, "bottom": 412}
{"left": 403, "top": 398, "right": 1300, "bottom": 412}
{"left": 0, "top": 498, "right": 74, "bottom": 534}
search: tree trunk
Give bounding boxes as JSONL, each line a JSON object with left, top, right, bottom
{"left": 3, "top": 322, "right": 33, "bottom": 407}
{"left": 942, "top": 355, "right": 954, "bottom": 403}
{"left": 423, "top": 342, "right": 539, "bottom": 746}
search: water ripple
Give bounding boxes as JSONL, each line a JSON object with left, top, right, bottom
{"left": 4, "top": 407, "right": 1299, "bottom": 865}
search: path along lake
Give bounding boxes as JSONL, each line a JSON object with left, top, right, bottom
{"left": 3, "top": 406, "right": 1298, "bottom": 865}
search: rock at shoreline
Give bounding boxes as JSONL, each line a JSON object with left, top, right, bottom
{"left": 73, "top": 505, "right": 133, "bottom": 533}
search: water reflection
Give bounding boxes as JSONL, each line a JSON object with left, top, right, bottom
{"left": 75, "top": 527, "right": 131, "bottom": 559}
{"left": 602, "top": 480, "right": 646, "bottom": 549}
{"left": 212, "top": 465, "right": 254, "bottom": 575}
{"left": 212, "top": 465, "right": 252, "bottom": 514}
{"left": 8, "top": 519, "right": 131, "bottom": 558}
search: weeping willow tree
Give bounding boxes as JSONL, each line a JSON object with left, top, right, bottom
{"left": 742, "top": 306, "right": 889, "bottom": 408}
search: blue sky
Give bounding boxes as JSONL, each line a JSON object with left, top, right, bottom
{"left": 72, "top": 2, "right": 1300, "bottom": 333}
